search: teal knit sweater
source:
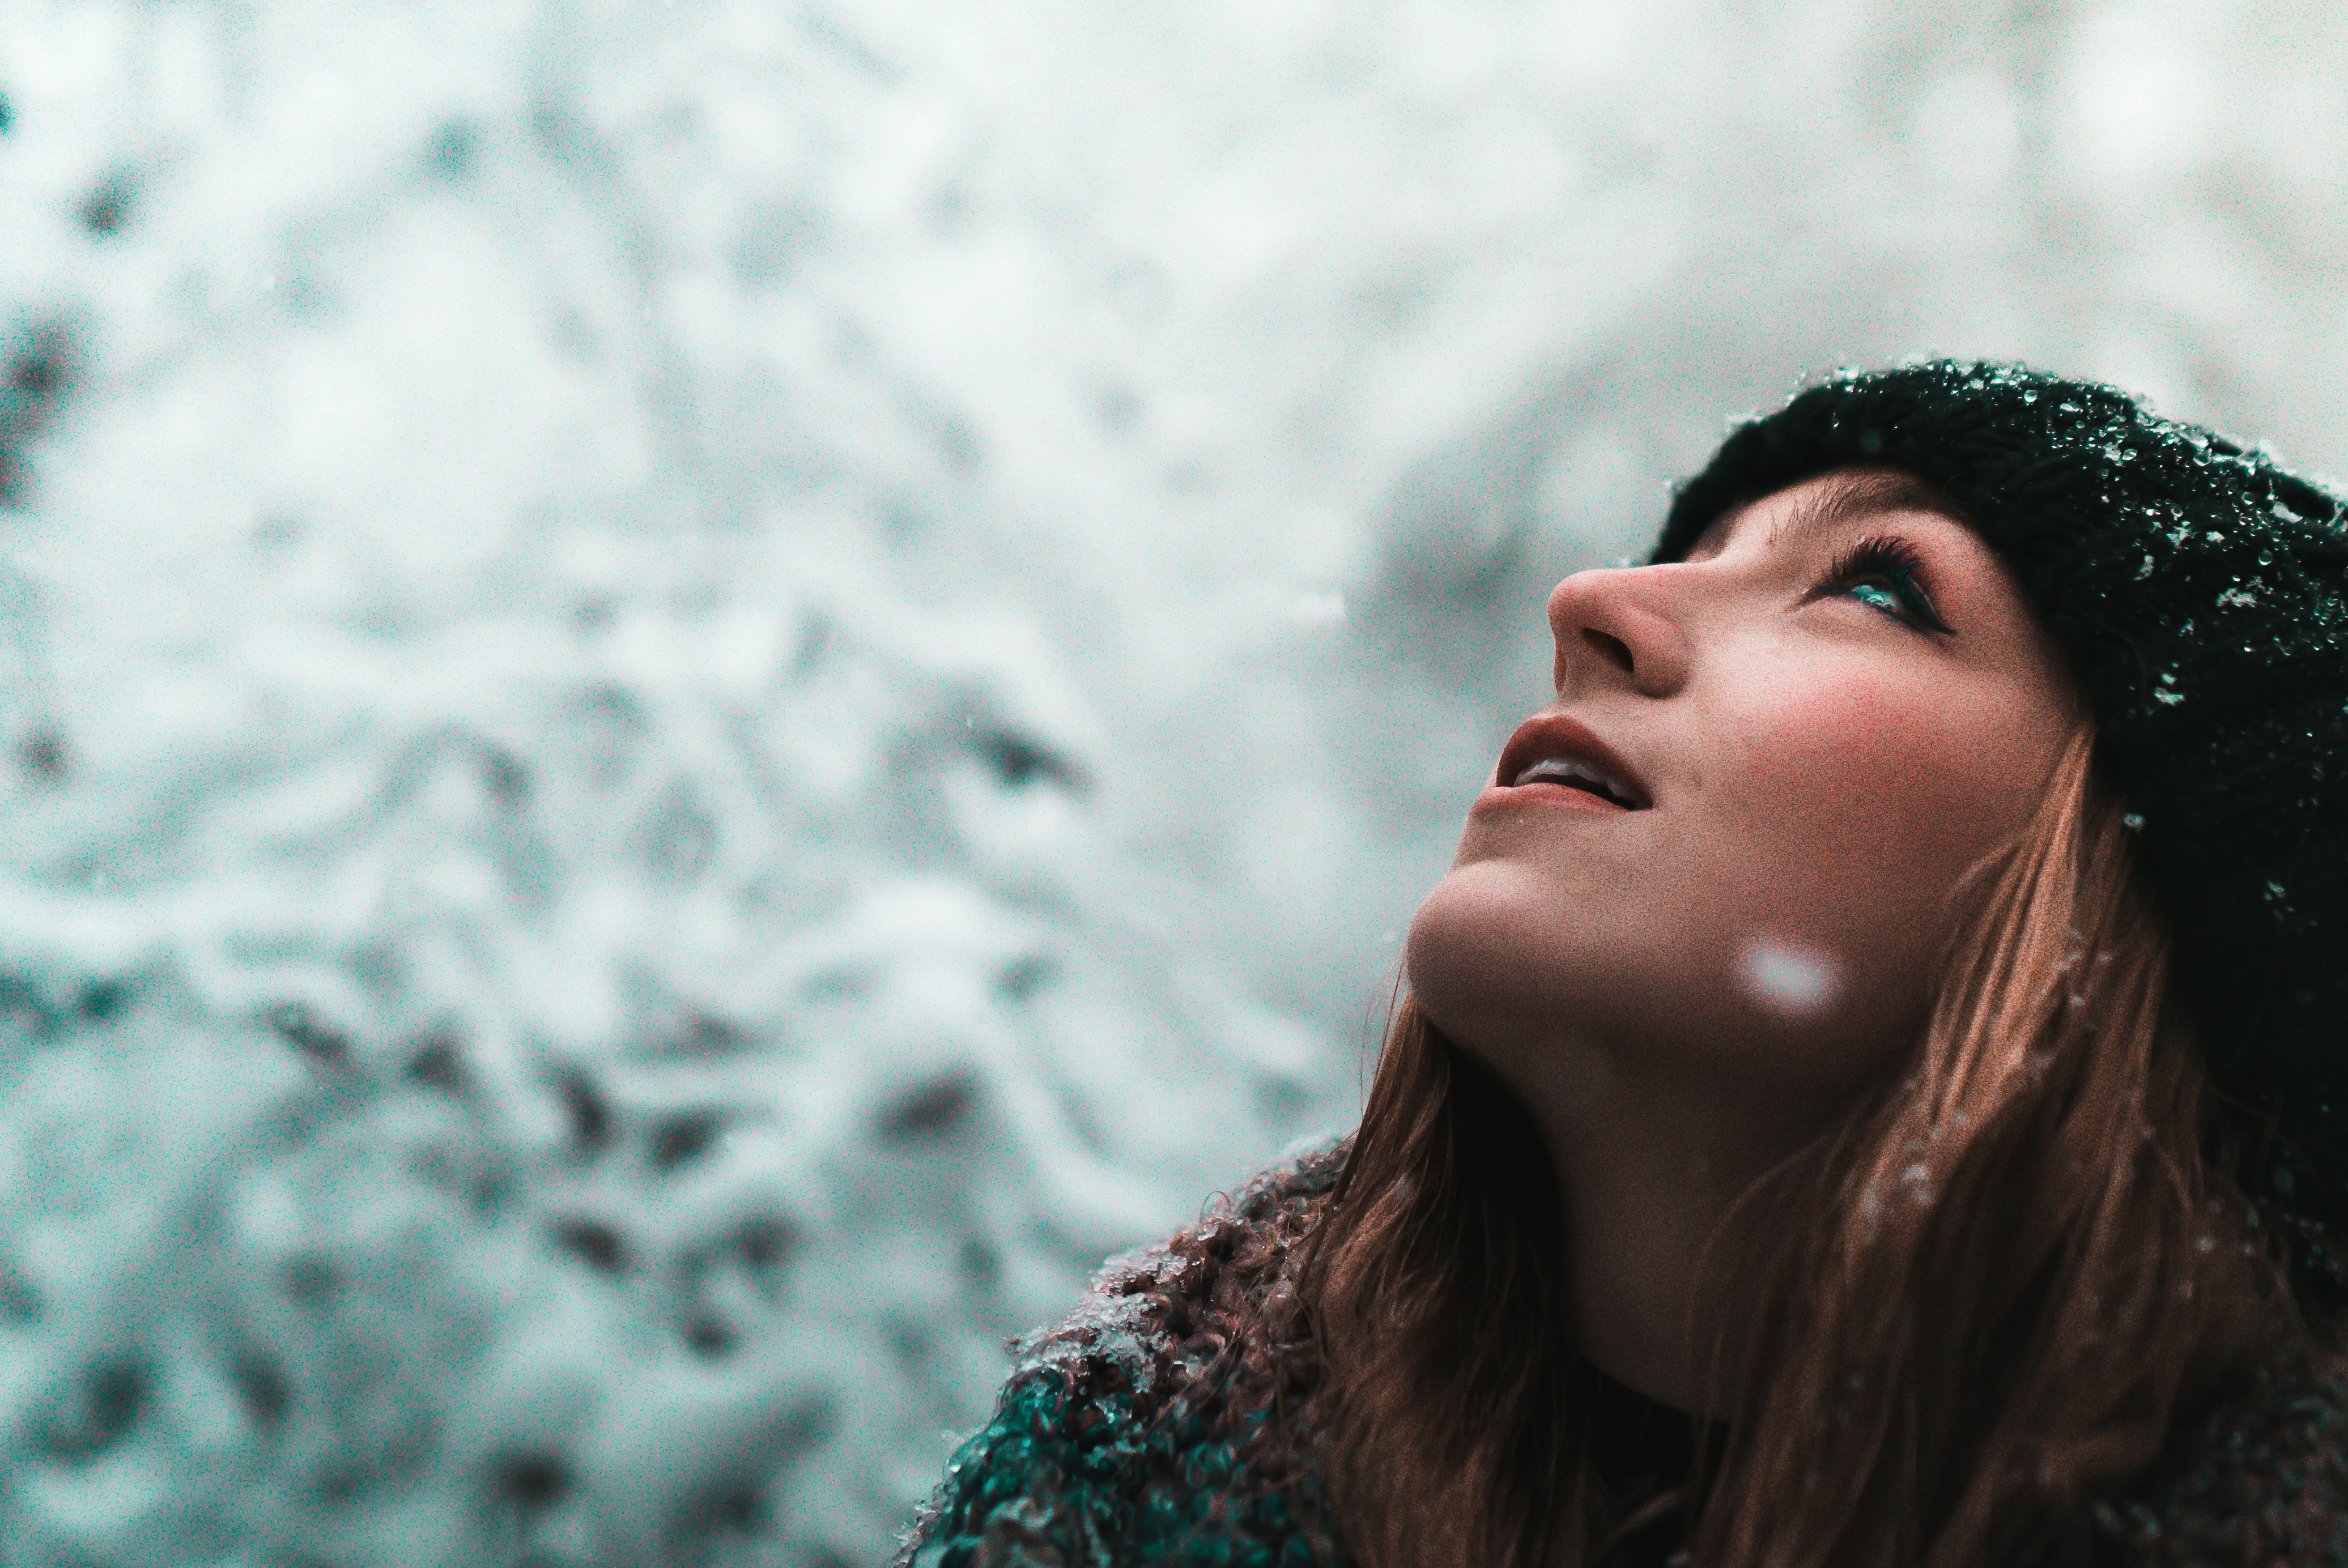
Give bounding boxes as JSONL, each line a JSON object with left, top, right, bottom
{"left": 896, "top": 1144, "right": 2348, "bottom": 1567}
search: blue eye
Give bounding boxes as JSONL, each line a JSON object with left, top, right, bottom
{"left": 1844, "top": 580, "right": 1905, "bottom": 615}
{"left": 1822, "top": 535, "right": 1950, "bottom": 633}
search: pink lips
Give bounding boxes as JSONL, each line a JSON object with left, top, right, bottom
{"left": 1485, "top": 713, "right": 1652, "bottom": 812}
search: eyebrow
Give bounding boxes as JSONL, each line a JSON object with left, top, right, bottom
{"left": 1772, "top": 471, "right": 1967, "bottom": 546}
{"left": 1692, "top": 470, "right": 1970, "bottom": 556}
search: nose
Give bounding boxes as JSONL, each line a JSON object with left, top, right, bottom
{"left": 1545, "top": 566, "right": 1694, "bottom": 699}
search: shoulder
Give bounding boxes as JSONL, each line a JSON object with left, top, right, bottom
{"left": 2097, "top": 1328, "right": 2348, "bottom": 1566}
{"left": 1021, "top": 1134, "right": 1346, "bottom": 1382}
{"left": 894, "top": 1138, "right": 1352, "bottom": 1568}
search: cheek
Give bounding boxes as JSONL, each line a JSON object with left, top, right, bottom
{"left": 1721, "top": 672, "right": 2021, "bottom": 942}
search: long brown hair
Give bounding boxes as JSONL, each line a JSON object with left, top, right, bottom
{"left": 1304, "top": 729, "right": 2301, "bottom": 1567}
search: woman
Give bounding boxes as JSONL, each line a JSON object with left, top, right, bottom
{"left": 896, "top": 362, "right": 2348, "bottom": 1567}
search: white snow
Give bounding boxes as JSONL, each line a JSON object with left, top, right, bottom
{"left": 1739, "top": 938, "right": 1841, "bottom": 1019}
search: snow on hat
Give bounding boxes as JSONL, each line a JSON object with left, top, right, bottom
{"left": 1651, "top": 360, "right": 2348, "bottom": 1296}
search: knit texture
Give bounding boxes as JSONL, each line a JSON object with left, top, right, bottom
{"left": 2094, "top": 1349, "right": 2348, "bottom": 1567}
{"left": 898, "top": 1149, "right": 2348, "bottom": 1567}
{"left": 1649, "top": 362, "right": 2348, "bottom": 1292}
{"left": 896, "top": 1144, "right": 1350, "bottom": 1568}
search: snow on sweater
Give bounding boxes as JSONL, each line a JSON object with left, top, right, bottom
{"left": 897, "top": 1142, "right": 2348, "bottom": 1567}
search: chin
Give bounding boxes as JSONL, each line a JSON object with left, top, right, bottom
{"left": 1403, "top": 859, "right": 1850, "bottom": 1091}
{"left": 1402, "top": 861, "right": 1588, "bottom": 1059}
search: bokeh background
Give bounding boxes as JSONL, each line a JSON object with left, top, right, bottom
{"left": 0, "top": 1, "right": 2341, "bottom": 1563}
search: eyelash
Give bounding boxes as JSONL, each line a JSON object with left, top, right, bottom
{"left": 1820, "top": 534, "right": 1950, "bottom": 633}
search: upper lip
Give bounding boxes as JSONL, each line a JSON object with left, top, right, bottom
{"left": 1494, "top": 714, "right": 1652, "bottom": 809}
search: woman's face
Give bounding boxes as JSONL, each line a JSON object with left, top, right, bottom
{"left": 1405, "top": 469, "right": 2084, "bottom": 1127}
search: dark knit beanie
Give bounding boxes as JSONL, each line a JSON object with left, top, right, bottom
{"left": 1650, "top": 361, "right": 2348, "bottom": 1297}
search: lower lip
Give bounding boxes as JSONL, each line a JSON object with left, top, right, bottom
{"left": 1471, "top": 782, "right": 1637, "bottom": 815}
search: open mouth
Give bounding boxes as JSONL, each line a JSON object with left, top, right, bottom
{"left": 1494, "top": 714, "right": 1652, "bottom": 810}
{"left": 1509, "top": 757, "right": 1644, "bottom": 808}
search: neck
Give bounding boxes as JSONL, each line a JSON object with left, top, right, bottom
{"left": 1515, "top": 1044, "right": 1822, "bottom": 1416}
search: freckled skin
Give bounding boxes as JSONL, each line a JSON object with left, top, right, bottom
{"left": 1402, "top": 472, "right": 2083, "bottom": 1407}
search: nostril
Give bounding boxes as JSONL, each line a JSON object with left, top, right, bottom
{"left": 1583, "top": 628, "right": 1634, "bottom": 673}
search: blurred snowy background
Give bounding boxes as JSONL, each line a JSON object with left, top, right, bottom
{"left": 0, "top": 0, "right": 2341, "bottom": 1563}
